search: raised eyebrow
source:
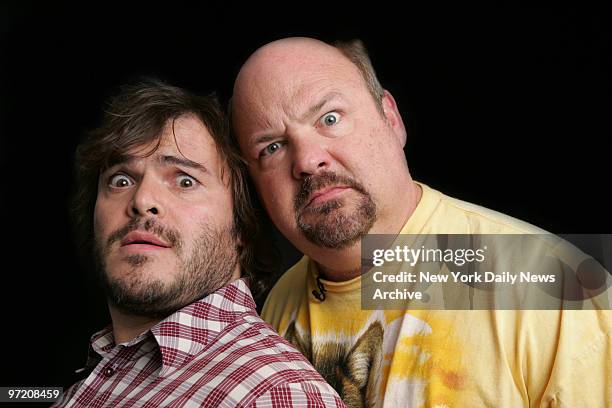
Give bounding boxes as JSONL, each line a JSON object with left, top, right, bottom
{"left": 103, "top": 154, "right": 208, "bottom": 174}
{"left": 251, "top": 92, "right": 344, "bottom": 147}
{"left": 302, "top": 92, "right": 344, "bottom": 121}
{"left": 159, "top": 155, "right": 208, "bottom": 173}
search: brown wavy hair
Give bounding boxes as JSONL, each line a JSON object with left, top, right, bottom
{"left": 72, "top": 78, "right": 274, "bottom": 297}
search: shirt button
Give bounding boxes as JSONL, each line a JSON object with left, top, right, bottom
{"left": 103, "top": 367, "right": 115, "bottom": 377}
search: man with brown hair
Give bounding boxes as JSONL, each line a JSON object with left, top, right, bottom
{"left": 54, "top": 78, "right": 345, "bottom": 407}
{"left": 231, "top": 37, "right": 612, "bottom": 407}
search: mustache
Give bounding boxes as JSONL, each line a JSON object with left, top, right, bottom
{"left": 105, "top": 218, "right": 182, "bottom": 250}
{"left": 294, "top": 171, "right": 369, "bottom": 211}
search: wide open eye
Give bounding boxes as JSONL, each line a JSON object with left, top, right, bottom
{"left": 176, "top": 173, "right": 197, "bottom": 188}
{"left": 319, "top": 112, "right": 340, "bottom": 127}
{"left": 109, "top": 173, "right": 134, "bottom": 188}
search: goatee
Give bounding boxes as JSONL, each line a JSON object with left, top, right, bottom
{"left": 294, "top": 171, "right": 376, "bottom": 249}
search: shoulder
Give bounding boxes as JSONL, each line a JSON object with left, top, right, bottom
{"left": 250, "top": 381, "right": 346, "bottom": 407}
{"left": 213, "top": 314, "right": 345, "bottom": 406}
{"left": 421, "top": 183, "right": 548, "bottom": 234}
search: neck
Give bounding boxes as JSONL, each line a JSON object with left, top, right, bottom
{"left": 312, "top": 181, "right": 422, "bottom": 282}
{"left": 108, "top": 304, "right": 161, "bottom": 345}
{"left": 107, "top": 268, "right": 243, "bottom": 345}
{"left": 316, "top": 245, "right": 362, "bottom": 282}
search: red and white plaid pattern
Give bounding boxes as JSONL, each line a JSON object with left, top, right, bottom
{"left": 53, "top": 279, "right": 345, "bottom": 407}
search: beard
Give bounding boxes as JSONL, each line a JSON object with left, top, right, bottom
{"left": 294, "top": 171, "right": 376, "bottom": 249}
{"left": 94, "top": 217, "right": 239, "bottom": 318}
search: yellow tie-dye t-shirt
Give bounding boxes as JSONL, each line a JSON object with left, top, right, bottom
{"left": 261, "top": 183, "right": 612, "bottom": 407}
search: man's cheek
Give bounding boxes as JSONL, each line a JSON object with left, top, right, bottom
{"left": 93, "top": 196, "right": 105, "bottom": 232}
{"left": 257, "top": 182, "right": 292, "bottom": 221}
{"left": 93, "top": 206, "right": 113, "bottom": 251}
{"left": 93, "top": 212, "right": 105, "bottom": 242}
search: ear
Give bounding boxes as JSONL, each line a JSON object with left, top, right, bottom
{"left": 381, "top": 90, "right": 407, "bottom": 147}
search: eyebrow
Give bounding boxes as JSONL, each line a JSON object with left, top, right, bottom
{"left": 106, "top": 154, "right": 208, "bottom": 173}
{"left": 253, "top": 134, "right": 280, "bottom": 146}
{"left": 252, "top": 92, "right": 344, "bottom": 147}
{"left": 303, "top": 91, "right": 344, "bottom": 121}
{"left": 159, "top": 155, "right": 208, "bottom": 173}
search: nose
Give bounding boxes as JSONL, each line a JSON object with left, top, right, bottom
{"left": 127, "top": 176, "right": 164, "bottom": 218}
{"left": 291, "top": 136, "right": 333, "bottom": 180}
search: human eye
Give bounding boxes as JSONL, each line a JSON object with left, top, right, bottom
{"left": 259, "top": 141, "right": 284, "bottom": 158}
{"left": 108, "top": 173, "right": 134, "bottom": 189}
{"left": 176, "top": 173, "right": 198, "bottom": 188}
{"left": 319, "top": 111, "right": 340, "bottom": 127}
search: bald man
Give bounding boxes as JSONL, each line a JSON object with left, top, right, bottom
{"left": 231, "top": 37, "right": 612, "bottom": 407}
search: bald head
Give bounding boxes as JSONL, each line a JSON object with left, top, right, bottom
{"left": 235, "top": 37, "right": 346, "bottom": 90}
{"left": 232, "top": 38, "right": 384, "bottom": 127}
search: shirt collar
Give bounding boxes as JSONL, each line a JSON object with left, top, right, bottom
{"left": 150, "top": 278, "right": 256, "bottom": 375}
{"left": 85, "top": 279, "right": 257, "bottom": 378}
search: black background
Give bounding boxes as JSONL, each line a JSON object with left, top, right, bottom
{"left": 1, "top": 2, "right": 610, "bottom": 396}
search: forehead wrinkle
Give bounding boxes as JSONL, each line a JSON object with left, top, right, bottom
{"left": 140, "top": 120, "right": 228, "bottom": 180}
{"left": 237, "top": 93, "right": 286, "bottom": 142}
{"left": 244, "top": 86, "right": 347, "bottom": 145}
{"left": 283, "top": 79, "right": 348, "bottom": 122}
{"left": 157, "top": 154, "right": 208, "bottom": 173}
{"left": 235, "top": 47, "right": 363, "bottom": 139}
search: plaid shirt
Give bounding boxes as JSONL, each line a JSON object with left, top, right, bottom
{"left": 53, "top": 279, "right": 345, "bottom": 408}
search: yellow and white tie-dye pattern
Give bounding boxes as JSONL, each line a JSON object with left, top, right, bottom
{"left": 262, "top": 183, "right": 612, "bottom": 407}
